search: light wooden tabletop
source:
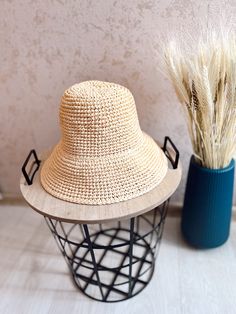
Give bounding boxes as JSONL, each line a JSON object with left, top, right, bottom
{"left": 20, "top": 151, "right": 182, "bottom": 224}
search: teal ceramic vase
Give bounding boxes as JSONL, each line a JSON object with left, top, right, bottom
{"left": 181, "top": 156, "right": 235, "bottom": 248}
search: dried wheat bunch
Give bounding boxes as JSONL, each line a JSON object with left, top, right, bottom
{"left": 164, "top": 30, "right": 236, "bottom": 168}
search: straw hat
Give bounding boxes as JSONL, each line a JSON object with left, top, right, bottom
{"left": 40, "top": 81, "right": 168, "bottom": 205}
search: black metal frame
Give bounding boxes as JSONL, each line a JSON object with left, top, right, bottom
{"left": 43, "top": 201, "right": 169, "bottom": 302}
{"left": 21, "top": 149, "right": 41, "bottom": 185}
{"left": 162, "top": 136, "right": 179, "bottom": 169}
{"left": 22, "top": 136, "right": 179, "bottom": 302}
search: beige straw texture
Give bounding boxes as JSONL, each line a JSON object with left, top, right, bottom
{"left": 40, "top": 81, "right": 168, "bottom": 205}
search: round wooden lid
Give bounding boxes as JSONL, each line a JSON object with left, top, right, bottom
{"left": 20, "top": 149, "right": 182, "bottom": 224}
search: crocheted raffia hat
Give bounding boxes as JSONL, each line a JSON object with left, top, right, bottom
{"left": 40, "top": 81, "right": 168, "bottom": 205}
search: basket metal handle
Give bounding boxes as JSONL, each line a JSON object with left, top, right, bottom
{"left": 162, "top": 136, "right": 179, "bottom": 169}
{"left": 22, "top": 149, "right": 41, "bottom": 185}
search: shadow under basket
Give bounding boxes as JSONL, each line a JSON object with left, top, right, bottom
{"left": 181, "top": 156, "right": 235, "bottom": 249}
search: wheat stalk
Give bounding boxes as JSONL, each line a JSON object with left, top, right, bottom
{"left": 164, "top": 29, "right": 236, "bottom": 168}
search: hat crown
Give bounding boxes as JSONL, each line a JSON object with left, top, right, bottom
{"left": 41, "top": 81, "right": 168, "bottom": 205}
{"left": 60, "top": 81, "right": 143, "bottom": 157}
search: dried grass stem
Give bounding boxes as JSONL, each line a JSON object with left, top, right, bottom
{"left": 164, "top": 31, "right": 236, "bottom": 168}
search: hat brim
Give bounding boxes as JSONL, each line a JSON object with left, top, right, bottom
{"left": 40, "top": 132, "right": 168, "bottom": 205}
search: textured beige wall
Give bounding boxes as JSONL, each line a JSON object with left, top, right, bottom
{"left": 1, "top": 0, "right": 236, "bottom": 204}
